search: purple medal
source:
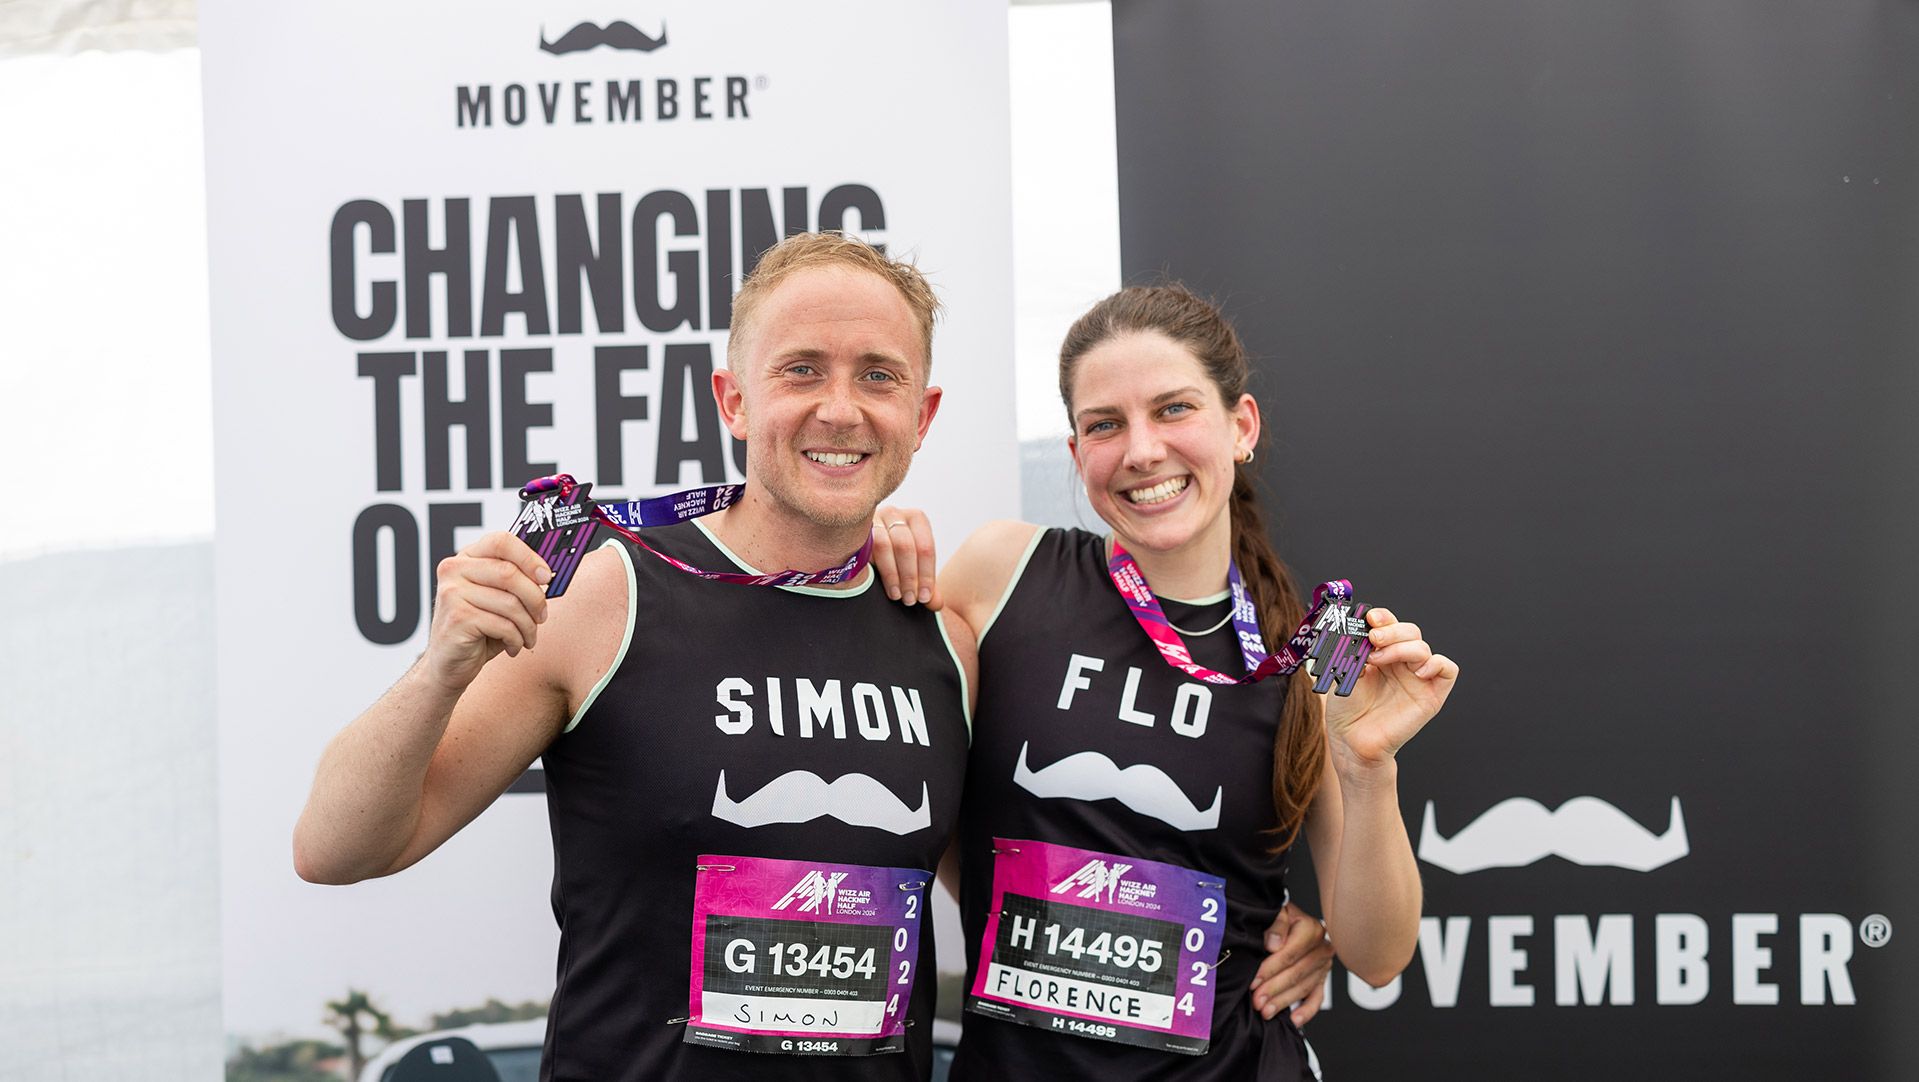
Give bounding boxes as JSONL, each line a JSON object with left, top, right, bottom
{"left": 1107, "top": 541, "right": 1373, "bottom": 696}
{"left": 510, "top": 473, "right": 871, "bottom": 597}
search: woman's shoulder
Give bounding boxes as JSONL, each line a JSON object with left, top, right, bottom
{"left": 943, "top": 521, "right": 1043, "bottom": 632}
{"left": 945, "top": 523, "right": 1111, "bottom": 638}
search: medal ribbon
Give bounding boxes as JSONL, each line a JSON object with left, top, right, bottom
{"left": 521, "top": 474, "right": 871, "bottom": 587}
{"left": 1107, "top": 540, "right": 1373, "bottom": 694}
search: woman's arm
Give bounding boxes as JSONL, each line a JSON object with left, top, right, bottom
{"left": 1304, "top": 745, "right": 1422, "bottom": 986}
{"left": 869, "top": 509, "right": 1040, "bottom": 638}
{"left": 1307, "top": 606, "right": 1459, "bottom": 986}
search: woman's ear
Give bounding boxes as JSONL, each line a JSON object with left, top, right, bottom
{"left": 1232, "top": 393, "right": 1262, "bottom": 459}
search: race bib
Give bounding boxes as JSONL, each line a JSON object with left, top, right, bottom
{"left": 686, "top": 855, "right": 928, "bottom": 1056}
{"left": 966, "top": 839, "right": 1225, "bottom": 1055}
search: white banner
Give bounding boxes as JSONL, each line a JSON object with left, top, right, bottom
{"left": 202, "top": 0, "right": 1015, "bottom": 1048}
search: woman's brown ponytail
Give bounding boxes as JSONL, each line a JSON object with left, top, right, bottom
{"left": 1228, "top": 466, "right": 1325, "bottom": 850}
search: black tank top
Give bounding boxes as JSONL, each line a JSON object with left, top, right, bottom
{"left": 538, "top": 521, "right": 969, "bottom": 1082}
{"left": 951, "top": 528, "right": 1317, "bottom": 1081}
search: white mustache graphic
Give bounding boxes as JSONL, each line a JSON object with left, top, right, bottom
{"left": 710, "top": 769, "right": 931, "bottom": 835}
{"left": 1012, "top": 742, "right": 1221, "bottom": 832}
{"left": 1418, "top": 796, "right": 1690, "bottom": 874}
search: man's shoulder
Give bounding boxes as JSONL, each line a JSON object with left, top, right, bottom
{"left": 539, "top": 543, "right": 634, "bottom": 685}
{"left": 559, "top": 541, "right": 626, "bottom": 598}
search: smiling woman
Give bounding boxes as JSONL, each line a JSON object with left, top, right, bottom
{"left": 876, "top": 282, "right": 1458, "bottom": 1081}
{"left": 1063, "top": 328, "right": 1258, "bottom": 593}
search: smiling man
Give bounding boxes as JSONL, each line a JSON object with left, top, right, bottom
{"left": 292, "top": 233, "right": 976, "bottom": 1082}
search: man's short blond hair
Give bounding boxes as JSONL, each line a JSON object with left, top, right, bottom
{"left": 727, "top": 232, "right": 942, "bottom": 371}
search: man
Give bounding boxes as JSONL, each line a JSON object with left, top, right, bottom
{"left": 295, "top": 232, "right": 973, "bottom": 1080}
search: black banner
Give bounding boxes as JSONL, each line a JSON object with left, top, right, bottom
{"left": 1113, "top": 0, "right": 1919, "bottom": 1076}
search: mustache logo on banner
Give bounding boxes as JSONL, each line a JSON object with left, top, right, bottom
{"left": 1418, "top": 795, "right": 1690, "bottom": 874}
{"left": 539, "top": 20, "right": 668, "bottom": 55}
{"left": 1012, "top": 742, "right": 1222, "bottom": 832}
{"left": 711, "top": 769, "right": 931, "bottom": 835}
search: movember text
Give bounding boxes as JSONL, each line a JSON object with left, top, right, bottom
{"left": 1317, "top": 911, "right": 1869, "bottom": 1010}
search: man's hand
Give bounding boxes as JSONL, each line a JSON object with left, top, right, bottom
{"left": 870, "top": 505, "right": 940, "bottom": 609}
{"left": 424, "top": 532, "right": 554, "bottom": 690}
{"left": 1250, "top": 902, "right": 1334, "bottom": 1026}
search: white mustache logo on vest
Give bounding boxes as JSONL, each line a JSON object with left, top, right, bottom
{"left": 1417, "top": 796, "right": 1690, "bottom": 874}
{"left": 710, "top": 770, "right": 931, "bottom": 835}
{"left": 1012, "top": 742, "right": 1221, "bottom": 832}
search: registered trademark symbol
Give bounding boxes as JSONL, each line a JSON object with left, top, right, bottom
{"left": 1860, "top": 914, "right": 1892, "bottom": 948}
{"left": 755, "top": 75, "right": 769, "bottom": 91}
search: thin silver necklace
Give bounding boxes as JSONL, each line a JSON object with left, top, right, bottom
{"left": 1166, "top": 607, "right": 1234, "bottom": 636}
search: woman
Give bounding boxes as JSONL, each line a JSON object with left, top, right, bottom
{"left": 877, "top": 284, "right": 1457, "bottom": 1080}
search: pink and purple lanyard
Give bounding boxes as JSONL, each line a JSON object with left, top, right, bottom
{"left": 1106, "top": 541, "right": 1374, "bottom": 696}
{"left": 513, "top": 474, "right": 870, "bottom": 596}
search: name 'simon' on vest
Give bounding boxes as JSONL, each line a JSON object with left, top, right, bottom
{"left": 713, "top": 677, "right": 932, "bottom": 746}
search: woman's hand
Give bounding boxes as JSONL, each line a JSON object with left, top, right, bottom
{"left": 869, "top": 505, "right": 941, "bottom": 608}
{"left": 1322, "top": 606, "right": 1458, "bottom": 774}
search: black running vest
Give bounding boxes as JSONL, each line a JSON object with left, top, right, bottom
{"left": 538, "top": 522, "right": 969, "bottom": 1081}
{"left": 951, "top": 528, "right": 1316, "bottom": 1082}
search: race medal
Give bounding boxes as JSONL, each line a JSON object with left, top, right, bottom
{"left": 1305, "top": 594, "right": 1371, "bottom": 696}
{"left": 966, "top": 839, "right": 1224, "bottom": 1055}
{"left": 508, "top": 477, "right": 600, "bottom": 597}
{"left": 686, "top": 855, "right": 928, "bottom": 1056}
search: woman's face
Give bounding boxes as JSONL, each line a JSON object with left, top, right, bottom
{"left": 1067, "top": 330, "right": 1259, "bottom": 559}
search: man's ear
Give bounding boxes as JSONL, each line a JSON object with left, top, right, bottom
{"left": 914, "top": 385, "right": 944, "bottom": 450}
{"left": 714, "top": 366, "right": 750, "bottom": 441}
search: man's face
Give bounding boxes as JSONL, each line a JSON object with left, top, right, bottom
{"left": 716, "top": 265, "right": 942, "bottom": 530}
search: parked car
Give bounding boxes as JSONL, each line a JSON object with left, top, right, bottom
{"left": 359, "top": 1020, "right": 543, "bottom": 1082}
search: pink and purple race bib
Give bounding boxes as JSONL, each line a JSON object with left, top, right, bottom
{"left": 686, "top": 854, "right": 927, "bottom": 1056}
{"left": 966, "top": 839, "right": 1226, "bottom": 1055}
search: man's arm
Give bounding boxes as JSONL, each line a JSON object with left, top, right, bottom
{"left": 292, "top": 536, "right": 626, "bottom": 884}
{"left": 1249, "top": 902, "right": 1335, "bottom": 1025}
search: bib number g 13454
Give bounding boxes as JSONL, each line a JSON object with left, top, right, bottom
{"left": 686, "top": 855, "right": 927, "bottom": 1056}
